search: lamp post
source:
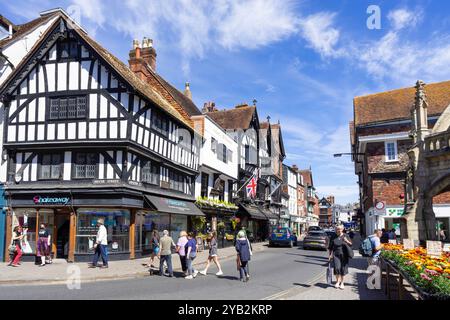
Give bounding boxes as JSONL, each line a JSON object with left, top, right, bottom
{"left": 333, "top": 152, "right": 366, "bottom": 235}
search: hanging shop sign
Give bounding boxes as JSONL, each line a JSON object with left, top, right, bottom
{"left": 385, "top": 208, "right": 405, "bottom": 217}
{"left": 33, "top": 195, "right": 71, "bottom": 206}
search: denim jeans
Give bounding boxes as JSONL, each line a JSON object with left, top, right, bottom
{"left": 92, "top": 244, "right": 108, "bottom": 266}
{"left": 239, "top": 261, "right": 249, "bottom": 280}
{"left": 160, "top": 254, "right": 173, "bottom": 276}
{"left": 186, "top": 254, "right": 196, "bottom": 275}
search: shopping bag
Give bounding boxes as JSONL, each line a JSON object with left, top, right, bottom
{"left": 326, "top": 262, "right": 333, "bottom": 285}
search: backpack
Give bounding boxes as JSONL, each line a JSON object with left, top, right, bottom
{"left": 359, "top": 237, "right": 374, "bottom": 257}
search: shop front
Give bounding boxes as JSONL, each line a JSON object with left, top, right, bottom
{"left": 4, "top": 190, "right": 203, "bottom": 262}
{"left": 237, "top": 203, "right": 269, "bottom": 242}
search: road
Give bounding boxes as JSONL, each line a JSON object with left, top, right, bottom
{"left": 0, "top": 245, "right": 329, "bottom": 300}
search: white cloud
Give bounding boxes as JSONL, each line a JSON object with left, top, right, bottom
{"left": 298, "top": 12, "right": 342, "bottom": 58}
{"left": 216, "top": 0, "right": 298, "bottom": 50}
{"left": 388, "top": 8, "right": 422, "bottom": 31}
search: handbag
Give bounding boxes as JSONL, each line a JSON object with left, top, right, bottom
{"left": 326, "top": 262, "right": 333, "bottom": 285}
{"left": 8, "top": 244, "right": 17, "bottom": 255}
{"left": 344, "top": 242, "right": 354, "bottom": 259}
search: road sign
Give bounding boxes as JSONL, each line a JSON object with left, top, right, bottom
{"left": 373, "top": 201, "right": 386, "bottom": 216}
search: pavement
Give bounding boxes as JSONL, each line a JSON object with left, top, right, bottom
{"left": 0, "top": 242, "right": 267, "bottom": 286}
{"left": 0, "top": 244, "right": 329, "bottom": 300}
{"left": 278, "top": 232, "right": 388, "bottom": 300}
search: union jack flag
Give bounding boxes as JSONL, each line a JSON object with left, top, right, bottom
{"left": 246, "top": 176, "right": 258, "bottom": 198}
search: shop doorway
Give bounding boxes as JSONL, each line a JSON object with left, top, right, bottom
{"left": 55, "top": 213, "right": 70, "bottom": 259}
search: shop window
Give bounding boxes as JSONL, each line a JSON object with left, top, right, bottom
{"left": 73, "top": 153, "right": 97, "bottom": 179}
{"left": 39, "top": 154, "right": 62, "bottom": 180}
{"left": 141, "top": 160, "right": 160, "bottom": 185}
{"left": 12, "top": 209, "right": 37, "bottom": 254}
{"left": 138, "top": 212, "right": 170, "bottom": 252}
{"left": 76, "top": 209, "right": 130, "bottom": 254}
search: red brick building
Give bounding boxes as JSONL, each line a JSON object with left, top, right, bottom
{"left": 351, "top": 80, "right": 450, "bottom": 237}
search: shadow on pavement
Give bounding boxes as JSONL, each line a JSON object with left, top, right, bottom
{"left": 217, "top": 275, "right": 240, "bottom": 281}
{"left": 293, "top": 283, "right": 311, "bottom": 287}
{"left": 294, "top": 260, "right": 328, "bottom": 267}
{"left": 288, "top": 253, "right": 329, "bottom": 260}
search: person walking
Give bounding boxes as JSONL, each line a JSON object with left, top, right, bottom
{"left": 176, "top": 231, "right": 188, "bottom": 276}
{"left": 89, "top": 218, "right": 108, "bottom": 268}
{"left": 368, "top": 229, "right": 383, "bottom": 265}
{"left": 328, "top": 225, "right": 352, "bottom": 289}
{"left": 235, "top": 230, "right": 251, "bottom": 282}
{"left": 37, "top": 223, "right": 52, "bottom": 267}
{"left": 146, "top": 230, "right": 160, "bottom": 268}
{"left": 8, "top": 226, "right": 24, "bottom": 267}
{"left": 200, "top": 231, "right": 223, "bottom": 276}
{"left": 159, "top": 230, "right": 175, "bottom": 277}
{"left": 185, "top": 232, "right": 198, "bottom": 280}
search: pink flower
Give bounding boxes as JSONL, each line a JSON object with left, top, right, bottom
{"left": 425, "top": 269, "right": 439, "bottom": 276}
{"left": 420, "top": 273, "right": 432, "bottom": 281}
{"left": 405, "top": 261, "right": 413, "bottom": 265}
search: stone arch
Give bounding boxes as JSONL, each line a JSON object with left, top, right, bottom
{"left": 428, "top": 173, "right": 450, "bottom": 198}
{"left": 432, "top": 103, "right": 450, "bottom": 134}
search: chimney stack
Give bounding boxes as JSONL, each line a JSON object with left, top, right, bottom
{"left": 141, "top": 37, "right": 157, "bottom": 71}
{"left": 128, "top": 39, "right": 147, "bottom": 81}
{"left": 202, "top": 102, "right": 217, "bottom": 113}
{"left": 184, "top": 82, "right": 192, "bottom": 100}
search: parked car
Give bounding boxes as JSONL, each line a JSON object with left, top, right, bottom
{"left": 325, "top": 230, "right": 337, "bottom": 239}
{"left": 303, "top": 231, "right": 330, "bottom": 250}
{"left": 308, "top": 226, "right": 322, "bottom": 232}
{"left": 269, "top": 226, "right": 295, "bottom": 247}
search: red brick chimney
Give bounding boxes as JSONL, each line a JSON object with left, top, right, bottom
{"left": 141, "top": 37, "right": 157, "bottom": 71}
{"left": 128, "top": 38, "right": 157, "bottom": 82}
{"left": 129, "top": 39, "right": 149, "bottom": 82}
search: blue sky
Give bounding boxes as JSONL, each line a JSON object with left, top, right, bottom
{"left": 2, "top": 0, "right": 450, "bottom": 204}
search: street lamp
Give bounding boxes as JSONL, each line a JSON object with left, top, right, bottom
{"left": 333, "top": 153, "right": 366, "bottom": 157}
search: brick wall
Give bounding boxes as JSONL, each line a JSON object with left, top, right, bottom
{"left": 433, "top": 191, "right": 450, "bottom": 204}
{"left": 372, "top": 178, "right": 405, "bottom": 206}
{"left": 366, "top": 139, "right": 411, "bottom": 173}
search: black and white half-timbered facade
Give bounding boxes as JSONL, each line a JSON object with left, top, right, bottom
{"left": 0, "top": 9, "right": 203, "bottom": 262}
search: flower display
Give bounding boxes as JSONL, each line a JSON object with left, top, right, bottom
{"left": 381, "top": 243, "right": 450, "bottom": 297}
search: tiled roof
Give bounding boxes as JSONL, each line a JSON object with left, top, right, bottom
{"left": 150, "top": 72, "right": 202, "bottom": 116}
{"left": 0, "top": 13, "right": 56, "bottom": 48}
{"left": 206, "top": 105, "right": 257, "bottom": 130}
{"left": 354, "top": 80, "right": 450, "bottom": 126}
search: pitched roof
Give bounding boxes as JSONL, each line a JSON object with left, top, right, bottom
{"left": 299, "top": 170, "right": 313, "bottom": 186}
{"left": 353, "top": 80, "right": 450, "bottom": 126}
{"left": 206, "top": 105, "right": 257, "bottom": 130}
{"left": 150, "top": 72, "right": 202, "bottom": 116}
{"left": 0, "top": 12, "right": 194, "bottom": 130}
{"left": 0, "top": 13, "right": 56, "bottom": 48}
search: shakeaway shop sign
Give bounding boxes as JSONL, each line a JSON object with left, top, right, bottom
{"left": 33, "top": 195, "right": 71, "bottom": 206}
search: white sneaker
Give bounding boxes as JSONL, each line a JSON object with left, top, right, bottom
{"left": 340, "top": 283, "right": 345, "bottom": 290}
{"left": 200, "top": 270, "right": 207, "bottom": 276}
{"left": 185, "top": 275, "right": 193, "bottom": 280}
{"left": 216, "top": 270, "right": 223, "bottom": 276}
{"left": 193, "top": 270, "right": 199, "bottom": 278}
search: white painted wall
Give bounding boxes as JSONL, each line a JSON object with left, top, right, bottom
{"left": 198, "top": 116, "right": 238, "bottom": 179}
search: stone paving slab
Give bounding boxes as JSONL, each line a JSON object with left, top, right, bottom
{"left": 0, "top": 242, "right": 267, "bottom": 286}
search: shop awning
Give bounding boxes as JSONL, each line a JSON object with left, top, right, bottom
{"left": 239, "top": 203, "right": 268, "bottom": 221}
{"left": 259, "top": 207, "right": 279, "bottom": 220}
{"left": 144, "top": 195, "right": 204, "bottom": 216}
